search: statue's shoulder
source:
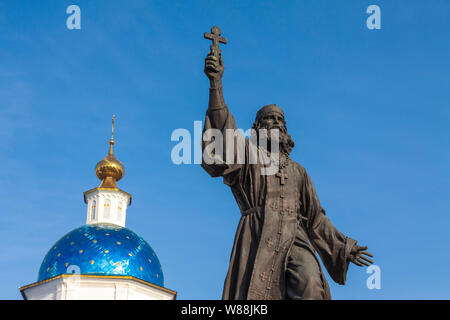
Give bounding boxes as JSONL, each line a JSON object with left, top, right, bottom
{"left": 290, "top": 159, "right": 306, "bottom": 175}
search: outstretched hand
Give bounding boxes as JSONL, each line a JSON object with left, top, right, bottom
{"left": 349, "top": 245, "right": 374, "bottom": 267}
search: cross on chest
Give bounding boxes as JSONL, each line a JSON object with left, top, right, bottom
{"left": 275, "top": 170, "right": 288, "bottom": 185}
{"left": 204, "top": 26, "right": 227, "bottom": 55}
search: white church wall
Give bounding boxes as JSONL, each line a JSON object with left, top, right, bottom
{"left": 21, "top": 275, "right": 176, "bottom": 300}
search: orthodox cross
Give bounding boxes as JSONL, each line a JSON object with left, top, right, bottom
{"left": 276, "top": 169, "right": 288, "bottom": 185}
{"left": 111, "top": 114, "right": 115, "bottom": 140}
{"left": 108, "top": 114, "right": 116, "bottom": 155}
{"left": 204, "top": 26, "right": 227, "bottom": 57}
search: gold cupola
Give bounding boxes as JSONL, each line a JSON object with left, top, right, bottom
{"left": 84, "top": 115, "right": 132, "bottom": 207}
{"left": 95, "top": 115, "right": 125, "bottom": 189}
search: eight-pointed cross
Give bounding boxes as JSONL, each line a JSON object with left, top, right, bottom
{"left": 204, "top": 26, "right": 227, "bottom": 56}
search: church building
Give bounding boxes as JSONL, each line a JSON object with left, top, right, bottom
{"left": 19, "top": 118, "right": 176, "bottom": 300}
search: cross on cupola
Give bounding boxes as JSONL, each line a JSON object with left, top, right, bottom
{"left": 276, "top": 170, "right": 288, "bottom": 185}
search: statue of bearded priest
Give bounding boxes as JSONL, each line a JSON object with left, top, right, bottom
{"left": 201, "top": 44, "right": 374, "bottom": 300}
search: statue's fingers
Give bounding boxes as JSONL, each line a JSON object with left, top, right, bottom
{"left": 205, "top": 61, "right": 218, "bottom": 70}
{"left": 205, "top": 66, "right": 216, "bottom": 73}
{"left": 205, "top": 57, "right": 218, "bottom": 65}
{"left": 360, "top": 256, "right": 374, "bottom": 264}
{"left": 207, "top": 54, "right": 218, "bottom": 61}
{"left": 352, "top": 260, "right": 364, "bottom": 267}
{"left": 206, "top": 53, "right": 216, "bottom": 61}
{"left": 205, "top": 61, "right": 216, "bottom": 69}
{"left": 361, "top": 251, "right": 374, "bottom": 258}
{"left": 205, "top": 61, "right": 217, "bottom": 68}
{"left": 206, "top": 57, "right": 218, "bottom": 65}
{"left": 358, "top": 245, "right": 368, "bottom": 251}
{"left": 358, "top": 258, "right": 371, "bottom": 267}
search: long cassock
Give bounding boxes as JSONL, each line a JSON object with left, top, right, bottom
{"left": 201, "top": 86, "right": 357, "bottom": 300}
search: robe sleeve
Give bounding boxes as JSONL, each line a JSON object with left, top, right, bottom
{"left": 300, "top": 167, "right": 357, "bottom": 285}
{"left": 201, "top": 89, "right": 245, "bottom": 187}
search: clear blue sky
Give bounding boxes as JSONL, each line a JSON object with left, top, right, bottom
{"left": 0, "top": 0, "right": 449, "bottom": 299}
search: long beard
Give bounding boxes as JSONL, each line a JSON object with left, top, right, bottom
{"left": 262, "top": 127, "right": 295, "bottom": 157}
{"left": 279, "top": 132, "right": 295, "bottom": 156}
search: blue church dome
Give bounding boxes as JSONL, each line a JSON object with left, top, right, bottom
{"left": 38, "top": 224, "right": 164, "bottom": 287}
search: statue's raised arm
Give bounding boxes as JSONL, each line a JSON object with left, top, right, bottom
{"left": 202, "top": 26, "right": 244, "bottom": 179}
{"left": 204, "top": 26, "right": 227, "bottom": 117}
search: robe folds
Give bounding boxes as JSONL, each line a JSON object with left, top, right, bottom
{"left": 202, "top": 104, "right": 357, "bottom": 300}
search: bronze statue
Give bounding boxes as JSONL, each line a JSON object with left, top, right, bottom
{"left": 201, "top": 26, "right": 373, "bottom": 300}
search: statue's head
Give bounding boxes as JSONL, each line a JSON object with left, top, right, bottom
{"left": 252, "top": 104, "right": 295, "bottom": 156}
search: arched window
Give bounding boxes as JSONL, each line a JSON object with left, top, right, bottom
{"left": 104, "top": 199, "right": 111, "bottom": 218}
{"left": 90, "top": 200, "right": 97, "bottom": 220}
{"left": 117, "top": 202, "right": 123, "bottom": 221}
